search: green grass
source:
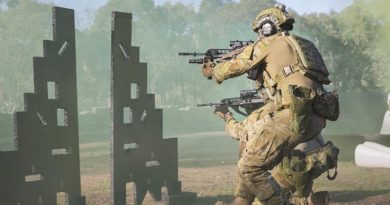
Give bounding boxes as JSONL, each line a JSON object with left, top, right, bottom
{"left": 76, "top": 133, "right": 390, "bottom": 204}
{"left": 1, "top": 92, "right": 389, "bottom": 204}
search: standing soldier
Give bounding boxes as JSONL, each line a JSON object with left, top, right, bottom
{"left": 201, "top": 3, "right": 339, "bottom": 205}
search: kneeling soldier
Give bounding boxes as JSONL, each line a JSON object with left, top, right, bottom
{"left": 202, "top": 3, "right": 340, "bottom": 205}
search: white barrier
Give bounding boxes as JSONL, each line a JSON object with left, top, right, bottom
{"left": 355, "top": 142, "right": 390, "bottom": 168}
{"left": 380, "top": 111, "right": 390, "bottom": 134}
{"left": 380, "top": 93, "right": 390, "bottom": 134}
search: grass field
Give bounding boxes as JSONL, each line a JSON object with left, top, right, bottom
{"left": 79, "top": 133, "right": 390, "bottom": 205}
{"left": 1, "top": 110, "right": 390, "bottom": 204}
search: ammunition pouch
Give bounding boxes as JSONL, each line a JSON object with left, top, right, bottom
{"left": 289, "top": 85, "right": 316, "bottom": 134}
{"left": 313, "top": 90, "right": 340, "bottom": 121}
{"left": 282, "top": 141, "right": 339, "bottom": 197}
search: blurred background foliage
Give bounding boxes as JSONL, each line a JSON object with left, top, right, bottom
{"left": 0, "top": 0, "right": 389, "bottom": 143}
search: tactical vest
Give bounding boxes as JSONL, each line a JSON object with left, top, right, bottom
{"left": 281, "top": 34, "right": 331, "bottom": 85}
{"left": 258, "top": 34, "right": 331, "bottom": 93}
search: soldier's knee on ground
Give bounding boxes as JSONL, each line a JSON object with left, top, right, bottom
{"left": 272, "top": 163, "right": 296, "bottom": 195}
{"left": 243, "top": 173, "right": 287, "bottom": 205}
{"left": 237, "top": 163, "right": 286, "bottom": 204}
{"left": 234, "top": 178, "right": 255, "bottom": 203}
{"left": 259, "top": 190, "right": 290, "bottom": 205}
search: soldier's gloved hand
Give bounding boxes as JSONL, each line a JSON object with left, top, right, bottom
{"left": 214, "top": 106, "right": 231, "bottom": 121}
{"left": 202, "top": 56, "right": 215, "bottom": 79}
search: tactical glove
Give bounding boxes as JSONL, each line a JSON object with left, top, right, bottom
{"left": 214, "top": 106, "right": 231, "bottom": 121}
{"left": 202, "top": 56, "right": 215, "bottom": 79}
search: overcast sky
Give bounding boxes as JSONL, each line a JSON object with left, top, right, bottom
{"left": 37, "top": 0, "right": 354, "bottom": 28}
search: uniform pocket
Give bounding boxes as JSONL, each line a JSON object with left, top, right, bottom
{"left": 289, "top": 85, "right": 316, "bottom": 134}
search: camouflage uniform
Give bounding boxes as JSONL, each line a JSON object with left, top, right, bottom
{"left": 214, "top": 16, "right": 339, "bottom": 204}
{"left": 211, "top": 31, "right": 329, "bottom": 204}
{"left": 225, "top": 99, "right": 333, "bottom": 205}
{"left": 225, "top": 106, "right": 328, "bottom": 205}
{"left": 203, "top": 4, "right": 339, "bottom": 205}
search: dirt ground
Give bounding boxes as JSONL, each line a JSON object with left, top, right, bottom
{"left": 80, "top": 156, "right": 390, "bottom": 204}
{"left": 77, "top": 133, "right": 390, "bottom": 205}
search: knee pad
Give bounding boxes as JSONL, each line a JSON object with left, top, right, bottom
{"left": 281, "top": 141, "right": 339, "bottom": 197}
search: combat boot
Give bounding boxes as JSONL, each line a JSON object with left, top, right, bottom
{"left": 308, "top": 191, "right": 329, "bottom": 205}
{"left": 214, "top": 197, "right": 251, "bottom": 205}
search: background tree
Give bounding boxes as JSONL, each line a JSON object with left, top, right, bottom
{"left": 0, "top": 0, "right": 51, "bottom": 113}
{"left": 0, "top": 0, "right": 389, "bottom": 114}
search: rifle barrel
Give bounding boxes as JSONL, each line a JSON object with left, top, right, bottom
{"left": 197, "top": 102, "right": 223, "bottom": 107}
{"left": 178, "top": 52, "right": 206, "bottom": 57}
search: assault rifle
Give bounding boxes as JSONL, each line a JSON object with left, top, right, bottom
{"left": 179, "top": 40, "right": 261, "bottom": 81}
{"left": 178, "top": 40, "right": 254, "bottom": 64}
{"left": 197, "top": 89, "right": 264, "bottom": 116}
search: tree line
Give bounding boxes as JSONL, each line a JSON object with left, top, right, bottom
{"left": 0, "top": 0, "right": 389, "bottom": 113}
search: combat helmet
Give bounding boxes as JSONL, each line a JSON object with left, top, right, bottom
{"left": 252, "top": 3, "right": 295, "bottom": 33}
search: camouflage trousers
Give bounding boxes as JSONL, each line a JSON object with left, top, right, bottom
{"left": 235, "top": 108, "right": 325, "bottom": 204}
